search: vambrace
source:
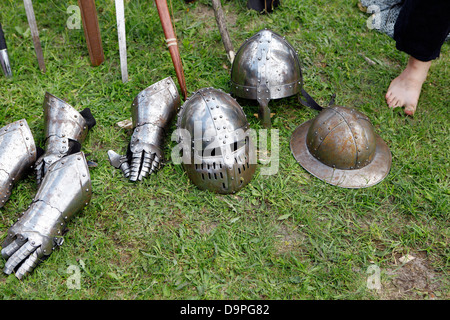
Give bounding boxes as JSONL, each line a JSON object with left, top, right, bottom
{"left": 0, "top": 119, "right": 37, "bottom": 208}
{"left": 108, "top": 77, "right": 181, "bottom": 181}
{"left": 35, "top": 92, "right": 96, "bottom": 185}
{"left": 1, "top": 152, "right": 92, "bottom": 279}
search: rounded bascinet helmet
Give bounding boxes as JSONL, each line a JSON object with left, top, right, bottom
{"left": 230, "top": 28, "right": 303, "bottom": 127}
{"left": 290, "top": 105, "right": 391, "bottom": 188}
{"left": 176, "top": 87, "right": 256, "bottom": 194}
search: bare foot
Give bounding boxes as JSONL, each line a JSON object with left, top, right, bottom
{"left": 385, "top": 56, "right": 431, "bottom": 116}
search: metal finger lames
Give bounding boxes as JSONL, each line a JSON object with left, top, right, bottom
{"left": 2, "top": 152, "right": 92, "bottom": 279}
{"left": 107, "top": 77, "right": 181, "bottom": 181}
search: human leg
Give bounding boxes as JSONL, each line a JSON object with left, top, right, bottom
{"left": 386, "top": 0, "right": 449, "bottom": 115}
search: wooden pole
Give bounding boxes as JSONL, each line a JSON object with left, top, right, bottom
{"left": 154, "top": 0, "right": 188, "bottom": 99}
{"left": 211, "top": 0, "right": 234, "bottom": 64}
{"left": 78, "top": 0, "right": 104, "bottom": 66}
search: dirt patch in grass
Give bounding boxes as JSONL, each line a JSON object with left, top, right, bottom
{"left": 198, "top": 220, "right": 218, "bottom": 234}
{"left": 273, "top": 223, "right": 306, "bottom": 255}
{"left": 377, "top": 252, "right": 447, "bottom": 300}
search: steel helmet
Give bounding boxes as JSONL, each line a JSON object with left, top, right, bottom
{"left": 290, "top": 105, "right": 391, "bottom": 188}
{"left": 230, "top": 29, "right": 303, "bottom": 128}
{"left": 176, "top": 87, "right": 256, "bottom": 194}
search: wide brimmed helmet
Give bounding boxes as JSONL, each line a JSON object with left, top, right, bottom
{"left": 290, "top": 105, "right": 391, "bottom": 188}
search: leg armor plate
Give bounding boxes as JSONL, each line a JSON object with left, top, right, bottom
{"left": 34, "top": 92, "right": 96, "bottom": 185}
{"left": 0, "top": 119, "right": 37, "bottom": 208}
{"left": 1, "top": 152, "right": 92, "bottom": 279}
{"left": 108, "top": 77, "right": 181, "bottom": 181}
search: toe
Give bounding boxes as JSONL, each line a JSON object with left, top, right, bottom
{"left": 385, "top": 90, "right": 393, "bottom": 101}
{"left": 404, "top": 104, "right": 416, "bottom": 116}
{"left": 389, "top": 97, "right": 399, "bottom": 108}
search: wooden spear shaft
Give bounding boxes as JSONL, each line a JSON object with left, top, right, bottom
{"left": 211, "top": 0, "right": 234, "bottom": 64}
{"left": 78, "top": 0, "right": 104, "bottom": 66}
{"left": 154, "top": 0, "right": 188, "bottom": 100}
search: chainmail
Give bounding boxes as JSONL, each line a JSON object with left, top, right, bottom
{"left": 359, "top": 0, "right": 450, "bottom": 40}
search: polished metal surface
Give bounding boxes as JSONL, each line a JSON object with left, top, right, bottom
{"left": 43, "top": 92, "right": 89, "bottom": 143}
{"left": 176, "top": 87, "right": 256, "bottom": 194}
{"left": 107, "top": 150, "right": 130, "bottom": 178}
{"left": 1, "top": 152, "right": 92, "bottom": 279}
{"left": 230, "top": 29, "right": 303, "bottom": 127}
{"left": 290, "top": 106, "right": 391, "bottom": 188}
{"left": 23, "top": 0, "right": 46, "bottom": 72}
{"left": 35, "top": 92, "right": 91, "bottom": 184}
{"left": 108, "top": 77, "right": 181, "bottom": 181}
{"left": 0, "top": 119, "right": 37, "bottom": 208}
{"left": 0, "top": 49, "right": 13, "bottom": 78}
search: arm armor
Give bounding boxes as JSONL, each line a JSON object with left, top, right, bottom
{"left": 1, "top": 152, "right": 92, "bottom": 279}
{"left": 35, "top": 92, "right": 96, "bottom": 184}
{"left": 130, "top": 76, "right": 180, "bottom": 158}
{"left": 108, "top": 77, "right": 180, "bottom": 181}
{"left": 0, "top": 119, "right": 37, "bottom": 208}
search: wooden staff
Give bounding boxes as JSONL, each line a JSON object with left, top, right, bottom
{"left": 78, "top": 0, "right": 104, "bottom": 66}
{"left": 211, "top": 0, "right": 234, "bottom": 64}
{"left": 154, "top": 0, "right": 188, "bottom": 99}
{"left": 23, "top": 0, "right": 45, "bottom": 73}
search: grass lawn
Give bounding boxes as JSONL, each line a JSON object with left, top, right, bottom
{"left": 0, "top": 0, "right": 448, "bottom": 300}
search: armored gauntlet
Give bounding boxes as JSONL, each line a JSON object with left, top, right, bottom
{"left": 0, "top": 119, "right": 37, "bottom": 208}
{"left": 1, "top": 152, "right": 92, "bottom": 279}
{"left": 35, "top": 92, "right": 96, "bottom": 185}
{"left": 108, "top": 77, "right": 181, "bottom": 181}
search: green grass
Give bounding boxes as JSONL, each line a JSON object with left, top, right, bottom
{"left": 0, "top": 0, "right": 448, "bottom": 300}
